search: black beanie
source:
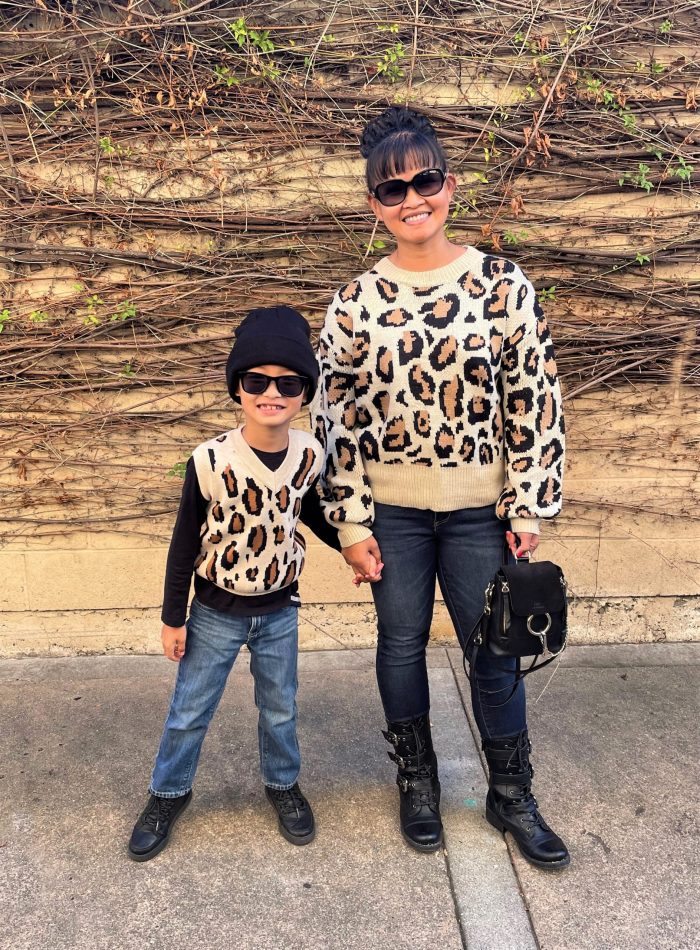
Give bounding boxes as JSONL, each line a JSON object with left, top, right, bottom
{"left": 226, "top": 305, "right": 319, "bottom": 405}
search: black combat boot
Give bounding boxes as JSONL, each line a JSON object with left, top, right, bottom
{"left": 128, "top": 790, "right": 192, "bottom": 862}
{"left": 383, "top": 714, "right": 443, "bottom": 852}
{"left": 483, "top": 731, "right": 570, "bottom": 870}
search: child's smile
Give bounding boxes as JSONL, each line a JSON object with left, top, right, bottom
{"left": 256, "top": 400, "right": 288, "bottom": 416}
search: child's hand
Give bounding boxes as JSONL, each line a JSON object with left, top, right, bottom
{"left": 342, "top": 537, "right": 383, "bottom": 583}
{"left": 506, "top": 530, "right": 539, "bottom": 559}
{"left": 161, "top": 624, "right": 187, "bottom": 662}
{"left": 351, "top": 553, "right": 384, "bottom": 585}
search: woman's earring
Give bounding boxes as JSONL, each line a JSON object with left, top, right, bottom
{"left": 362, "top": 218, "right": 380, "bottom": 262}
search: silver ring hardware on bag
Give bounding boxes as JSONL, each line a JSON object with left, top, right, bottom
{"left": 527, "top": 612, "right": 552, "bottom": 637}
{"left": 527, "top": 612, "right": 551, "bottom": 652}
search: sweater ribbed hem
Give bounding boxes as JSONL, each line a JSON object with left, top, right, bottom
{"left": 366, "top": 459, "right": 505, "bottom": 512}
{"left": 509, "top": 517, "right": 541, "bottom": 535}
{"left": 337, "top": 523, "right": 374, "bottom": 549}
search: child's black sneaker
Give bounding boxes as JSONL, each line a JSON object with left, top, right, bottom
{"left": 127, "top": 790, "right": 192, "bottom": 862}
{"left": 265, "top": 783, "right": 316, "bottom": 845}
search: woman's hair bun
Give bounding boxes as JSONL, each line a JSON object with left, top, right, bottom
{"left": 360, "top": 106, "right": 437, "bottom": 159}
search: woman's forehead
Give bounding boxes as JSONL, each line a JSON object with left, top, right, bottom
{"left": 371, "top": 141, "right": 443, "bottom": 185}
{"left": 380, "top": 164, "right": 434, "bottom": 182}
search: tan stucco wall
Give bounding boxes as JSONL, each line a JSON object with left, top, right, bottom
{"left": 1, "top": 3, "right": 698, "bottom": 655}
{"left": 1, "top": 385, "right": 697, "bottom": 657}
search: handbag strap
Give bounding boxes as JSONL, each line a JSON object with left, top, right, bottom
{"left": 502, "top": 537, "right": 531, "bottom": 566}
{"left": 461, "top": 572, "right": 566, "bottom": 706}
{"left": 461, "top": 629, "right": 561, "bottom": 704}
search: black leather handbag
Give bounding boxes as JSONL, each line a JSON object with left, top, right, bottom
{"left": 463, "top": 557, "right": 569, "bottom": 690}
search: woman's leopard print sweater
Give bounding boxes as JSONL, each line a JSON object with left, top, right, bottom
{"left": 315, "top": 246, "right": 565, "bottom": 548}
{"left": 192, "top": 427, "right": 324, "bottom": 595}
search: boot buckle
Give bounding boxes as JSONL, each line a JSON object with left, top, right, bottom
{"left": 398, "top": 777, "right": 409, "bottom": 793}
{"left": 382, "top": 730, "right": 399, "bottom": 746}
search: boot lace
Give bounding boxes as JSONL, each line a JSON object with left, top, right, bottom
{"left": 412, "top": 781, "right": 439, "bottom": 808}
{"left": 496, "top": 733, "right": 548, "bottom": 830}
{"left": 269, "top": 785, "right": 306, "bottom": 816}
{"left": 405, "top": 759, "right": 439, "bottom": 808}
{"left": 143, "top": 796, "right": 179, "bottom": 832}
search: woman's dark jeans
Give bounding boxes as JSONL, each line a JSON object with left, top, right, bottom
{"left": 370, "top": 502, "right": 526, "bottom": 740}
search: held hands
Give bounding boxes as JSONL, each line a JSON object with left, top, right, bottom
{"left": 506, "top": 530, "right": 539, "bottom": 559}
{"left": 341, "top": 536, "right": 384, "bottom": 586}
{"left": 161, "top": 624, "right": 187, "bottom": 662}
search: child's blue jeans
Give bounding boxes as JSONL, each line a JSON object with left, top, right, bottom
{"left": 370, "top": 502, "right": 527, "bottom": 740}
{"left": 149, "top": 599, "right": 301, "bottom": 797}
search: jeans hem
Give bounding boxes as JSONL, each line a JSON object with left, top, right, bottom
{"left": 263, "top": 778, "right": 299, "bottom": 791}
{"left": 148, "top": 786, "right": 192, "bottom": 799}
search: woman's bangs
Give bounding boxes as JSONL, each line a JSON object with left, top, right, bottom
{"left": 368, "top": 134, "right": 444, "bottom": 189}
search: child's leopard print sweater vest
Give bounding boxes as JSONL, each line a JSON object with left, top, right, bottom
{"left": 192, "top": 427, "right": 323, "bottom": 596}
{"left": 316, "top": 246, "right": 565, "bottom": 548}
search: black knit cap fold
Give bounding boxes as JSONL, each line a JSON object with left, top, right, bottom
{"left": 226, "top": 305, "right": 319, "bottom": 405}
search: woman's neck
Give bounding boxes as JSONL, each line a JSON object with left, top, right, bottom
{"left": 389, "top": 235, "right": 465, "bottom": 272}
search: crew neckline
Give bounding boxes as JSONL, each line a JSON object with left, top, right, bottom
{"left": 373, "top": 246, "right": 479, "bottom": 287}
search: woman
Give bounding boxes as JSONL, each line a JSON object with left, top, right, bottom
{"left": 316, "top": 106, "right": 568, "bottom": 869}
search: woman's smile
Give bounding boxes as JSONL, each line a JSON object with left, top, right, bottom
{"left": 402, "top": 210, "right": 431, "bottom": 225}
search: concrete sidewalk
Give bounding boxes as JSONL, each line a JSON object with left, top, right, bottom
{"left": 1, "top": 642, "right": 698, "bottom": 950}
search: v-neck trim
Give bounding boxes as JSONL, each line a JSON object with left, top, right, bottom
{"left": 232, "top": 427, "right": 301, "bottom": 492}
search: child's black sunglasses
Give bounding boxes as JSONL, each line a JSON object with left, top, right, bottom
{"left": 239, "top": 372, "right": 308, "bottom": 398}
{"left": 372, "top": 168, "right": 446, "bottom": 207}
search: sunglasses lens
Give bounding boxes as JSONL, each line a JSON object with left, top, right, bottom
{"left": 375, "top": 180, "right": 407, "bottom": 206}
{"left": 374, "top": 169, "right": 445, "bottom": 206}
{"left": 276, "top": 376, "right": 306, "bottom": 397}
{"left": 240, "top": 373, "right": 268, "bottom": 395}
{"left": 414, "top": 169, "right": 445, "bottom": 196}
{"left": 240, "top": 373, "right": 306, "bottom": 398}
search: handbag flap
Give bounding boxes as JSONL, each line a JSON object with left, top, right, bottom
{"left": 500, "top": 561, "right": 566, "bottom": 616}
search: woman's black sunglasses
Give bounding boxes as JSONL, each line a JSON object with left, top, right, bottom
{"left": 373, "top": 168, "right": 446, "bottom": 207}
{"left": 239, "top": 372, "right": 308, "bottom": 398}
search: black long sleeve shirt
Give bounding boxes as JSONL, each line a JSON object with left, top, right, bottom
{"left": 161, "top": 449, "right": 341, "bottom": 627}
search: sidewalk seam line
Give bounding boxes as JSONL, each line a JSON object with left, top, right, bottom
{"left": 438, "top": 647, "right": 469, "bottom": 950}
{"left": 446, "top": 651, "right": 542, "bottom": 950}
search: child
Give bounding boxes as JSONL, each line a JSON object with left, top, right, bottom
{"left": 128, "top": 305, "right": 339, "bottom": 862}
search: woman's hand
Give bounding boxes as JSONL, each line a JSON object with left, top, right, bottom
{"left": 161, "top": 624, "right": 187, "bottom": 661}
{"left": 342, "top": 536, "right": 384, "bottom": 583}
{"left": 506, "top": 530, "right": 539, "bottom": 559}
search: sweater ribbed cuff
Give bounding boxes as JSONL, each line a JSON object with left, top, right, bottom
{"left": 338, "top": 523, "right": 374, "bottom": 549}
{"left": 509, "top": 517, "right": 540, "bottom": 536}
